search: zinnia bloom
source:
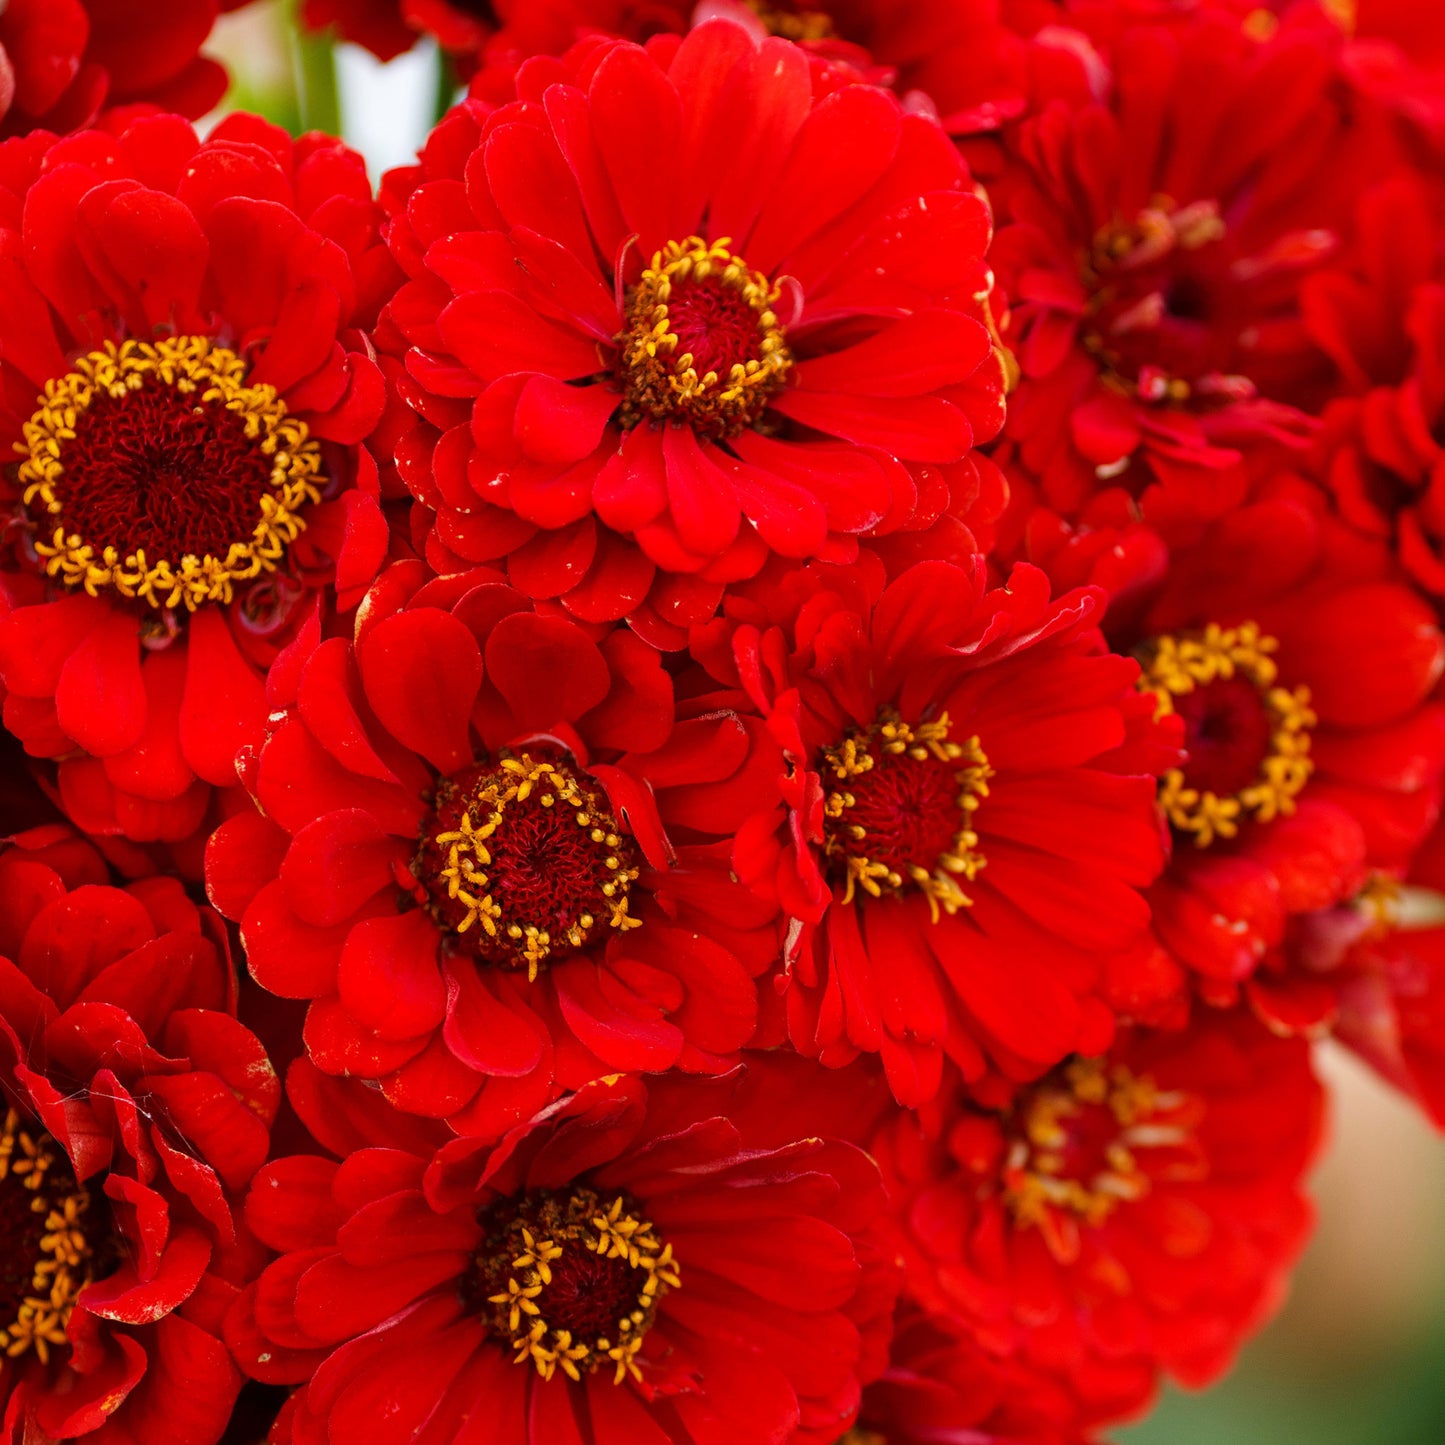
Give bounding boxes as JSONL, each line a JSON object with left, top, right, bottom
{"left": 206, "top": 562, "right": 776, "bottom": 1138}
{"left": 0, "top": 0, "right": 246, "bottom": 138}
{"left": 875, "top": 1009, "right": 1323, "bottom": 1432}
{"left": 1302, "top": 175, "right": 1445, "bottom": 597}
{"left": 991, "top": 4, "right": 1356, "bottom": 523}
{"left": 0, "top": 113, "right": 391, "bottom": 846}
{"left": 381, "top": 17, "right": 1005, "bottom": 647}
{"left": 0, "top": 825, "right": 278, "bottom": 1443}
{"left": 691, "top": 557, "right": 1178, "bottom": 1105}
{"left": 230, "top": 1061, "right": 896, "bottom": 1444}
{"left": 473, "top": 0, "right": 1027, "bottom": 132}
{"left": 1117, "top": 487, "right": 1445, "bottom": 1029}
{"left": 848, "top": 1304, "right": 1088, "bottom": 1445}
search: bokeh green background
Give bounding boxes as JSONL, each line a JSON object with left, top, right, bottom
{"left": 203, "top": 8, "right": 1445, "bottom": 1443}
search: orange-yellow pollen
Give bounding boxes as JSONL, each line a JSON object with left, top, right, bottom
{"left": 0, "top": 1109, "right": 97, "bottom": 1365}
{"left": 744, "top": 0, "right": 837, "bottom": 41}
{"left": 1002, "top": 1059, "right": 1203, "bottom": 1261}
{"left": 618, "top": 236, "right": 792, "bottom": 440}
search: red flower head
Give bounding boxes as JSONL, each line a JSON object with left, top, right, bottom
{"left": 0, "top": 1, "right": 250, "bottom": 139}
{"left": 875, "top": 1009, "right": 1324, "bottom": 1433}
{"left": 0, "top": 114, "right": 393, "bottom": 848}
{"left": 466, "top": 0, "right": 1028, "bottom": 133}
{"left": 1109, "top": 488, "right": 1445, "bottom": 1030}
{"left": 690, "top": 557, "right": 1178, "bottom": 1106}
{"left": 850, "top": 1303, "right": 1089, "bottom": 1445}
{"left": 990, "top": 4, "right": 1366, "bottom": 525}
{"left": 380, "top": 17, "right": 1006, "bottom": 648}
{"left": 230, "top": 1059, "right": 896, "bottom": 1444}
{"left": 207, "top": 561, "right": 777, "bottom": 1138}
{"left": 301, "top": 0, "right": 495, "bottom": 64}
{"left": 1301, "top": 176, "right": 1445, "bottom": 599}
{"left": 0, "top": 826, "right": 279, "bottom": 1444}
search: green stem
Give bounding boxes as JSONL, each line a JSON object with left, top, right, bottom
{"left": 433, "top": 46, "right": 459, "bottom": 125}
{"left": 283, "top": 0, "right": 341, "bottom": 135}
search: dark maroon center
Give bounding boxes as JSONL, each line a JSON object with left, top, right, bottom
{"left": 56, "top": 378, "right": 274, "bottom": 563}
{"left": 829, "top": 751, "right": 962, "bottom": 879}
{"left": 1173, "top": 674, "right": 1274, "bottom": 798}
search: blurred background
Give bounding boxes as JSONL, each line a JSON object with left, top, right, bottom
{"left": 202, "top": 6, "right": 1445, "bottom": 1442}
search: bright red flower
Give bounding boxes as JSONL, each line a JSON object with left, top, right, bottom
{"left": 990, "top": 4, "right": 1364, "bottom": 526}
{"left": 1104, "top": 487, "right": 1445, "bottom": 1030}
{"left": 468, "top": 0, "right": 1028, "bottom": 132}
{"left": 689, "top": 557, "right": 1178, "bottom": 1105}
{"left": 875, "top": 1009, "right": 1323, "bottom": 1432}
{"left": 230, "top": 1060, "right": 896, "bottom": 1444}
{"left": 0, "top": 0, "right": 248, "bottom": 138}
{"left": 0, "top": 826, "right": 278, "bottom": 1445}
{"left": 0, "top": 114, "right": 393, "bottom": 848}
{"left": 849, "top": 1303, "right": 1089, "bottom": 1445}
{"left": 1301, "top": 176, "right": 1445, "bottom": 598}
{"left": 206, "top": 561, "right": 776, "bottom": 1138}
{"left": 380, "top": 17, "right": 1005, "bottom": 648}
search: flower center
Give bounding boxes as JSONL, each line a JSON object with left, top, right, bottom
{"left": 1138, "top": 622, "right": 1315, "bottom": 848}
{"left": 413, "top": 751, "right": 642, "bottom": 980}
{"left": 821, "top": 710, "right": 991, "bottom": 922}
{"left": 744, "top": 0, "right": 837, "bottom": 40}
{"left": 1082, "top": 199, "right": 1253, "bottom": 408}
{"left": 0, "top": 1110, "right": 102, "bottom": 1366}
{"left": 1002, "top": 1058, "right": 1204, "bottom": 1237}
{"left": 17, "top": 337, "right": 323, "bottom": 612}
{"left": 617, "top": 237, "right": 793, "bottom": 441}
{"left": 468, "top": 1187, "right": 679, "bottom": 1385}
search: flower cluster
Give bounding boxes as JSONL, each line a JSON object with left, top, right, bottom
{"left": 1, "top": 2, "right": 1443, "bottom": 1442}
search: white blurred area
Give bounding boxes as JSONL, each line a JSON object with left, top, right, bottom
{"left": 207, "top": 0, "right": 441, "bottom": 179}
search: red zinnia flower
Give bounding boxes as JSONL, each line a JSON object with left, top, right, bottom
{"left": 206, "top": 562, "right": 776, "bottom": 1138}
{"left": 0, "top": 0, "right": 249, "bottom": 139}
{"left": 230, "top": 1061, "right": 896, "bottom": 1444}
{"left": 991, "top": 5, "right": 1361, "bottom": 524}
{"left": 469, "top": 0, "right": 1028, "bottom": 132}
{"left": 0, "top": 826, "right": 278, "bottom": 1444}
{"left": 1301, "top": 176, "right": 1445, "bottom": 598}
{"left": 1279, "top": 877, "right": 1445, "bottom": 1129}
{"left": 380, "top": 17, "right": 1005, "bottom": 647}
{"left": 875, "top": 1009, "right": 1323, "bottom": 1432}
{"left": 850, "top": 1303, "right": 1089, "bottom": 1445}
{"left": 0, "top": 114, "right": 392, "bottom": 848}
{"left": 690, "top": 557, "right": 1178, "bottom": 1105}
{"left": 1112, "top": 486, "right": 1445, "bottom": 1030}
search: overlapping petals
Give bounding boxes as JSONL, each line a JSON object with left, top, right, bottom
{"left": 380, "top": 17, "right": 1006, "bottom": 647}
{"left": 875, "top": 1009, "right": 1324, "bottom": 1432}
{"left": 0, "top": 114, "right": 393, "bottom": 848}
{"left": 230, "top": 1060, "right": 895, "bottom": 1445}
{"left": 990, "top": 5, "right": 1364, "bottom": 525}
{"left": 206, "top": 561, "right": 776, "bottom": 1137}
{"left": 0, "top": 826, "right": 278, "bottom": 1445}
{"left": 0, "top": 0, "right": 248, "bottom": 139}
{"left": 690, "top": 557, "right": 1178, "bottom": 1104}
{"left": 1117, "top": 489, "right": 1445, "bottom": 1029}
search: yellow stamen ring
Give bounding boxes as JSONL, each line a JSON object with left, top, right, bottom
{"left": 17, "top": 336, "right": 323, "bottom": 612}
{"left": 1138, "top": 621, "right": 1315, "bottom": 849}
